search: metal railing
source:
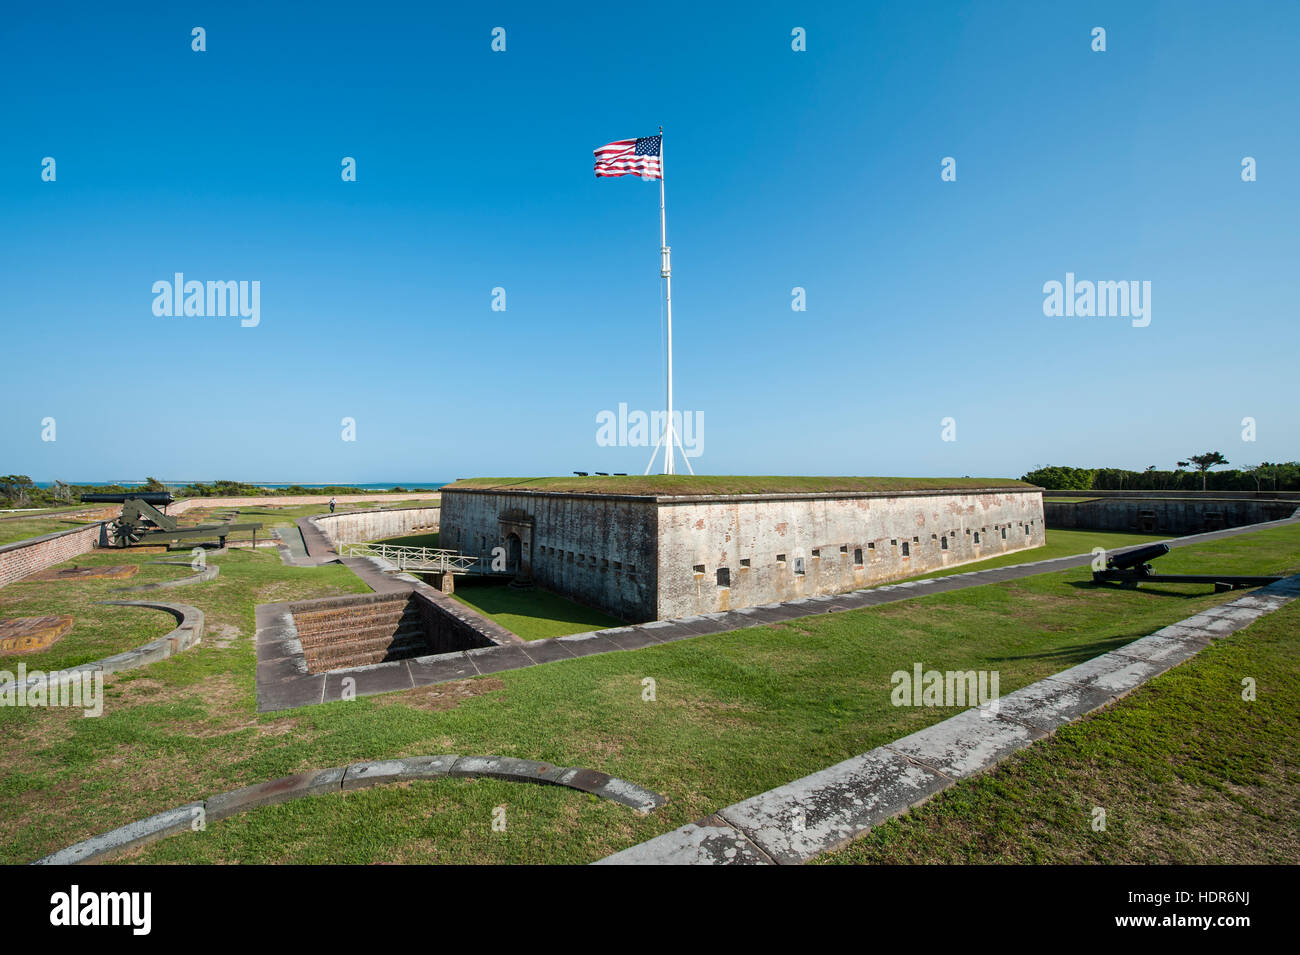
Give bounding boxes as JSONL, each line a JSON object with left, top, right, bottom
{"left": 336, "top": 542, "right": 495, "bottom": 574}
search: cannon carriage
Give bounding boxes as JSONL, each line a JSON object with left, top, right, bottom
{"left": 1092, "top": 542, "right": 1282, "bottom": 593}
{"left": 81, "top": 492, "right": 263, "bottom": 549}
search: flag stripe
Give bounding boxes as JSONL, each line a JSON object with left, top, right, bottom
{"left": 593, "top": 135, "right": 663, "bottom": 180}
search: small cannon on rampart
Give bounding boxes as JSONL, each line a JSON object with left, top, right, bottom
{"left": 1092, "top": 542, "right": 1282, "bottom": 593}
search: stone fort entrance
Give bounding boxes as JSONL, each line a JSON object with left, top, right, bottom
{"left": 498, "top": 509, "right": 534, "bottom": 587}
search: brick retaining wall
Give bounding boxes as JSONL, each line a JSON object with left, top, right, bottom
{"left": 0, "top": 523, "right": 105, "bottom": 590}
{"left": 310, "top": 507, "right": 441, "bottom": 545}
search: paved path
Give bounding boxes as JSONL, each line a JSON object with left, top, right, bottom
{"left": 273, "top": 525, "right": 310, "bottom": 563}
{"left": 596, "top": 572, "right": 1300, "bottom": 864}
{"left": 271, "top": 517, "right": 342, "bottom": 568}
{"left": 272, "top": 517, "right": 403, "bottom": 590}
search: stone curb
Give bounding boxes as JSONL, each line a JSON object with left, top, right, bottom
{"left": 111, "top": 565, "right": 219, "bottom": 593}
{"left": 32, "top": 754, "right": 666, "bottom": 864}
{"left": 32, "top": 802, "right": 206, "bottom": 866}
{"left": 595, "top": 574, "right": 1300, "bottom": 865}
{"left": 0, "top": 601, "right": 204, "bottom": 695}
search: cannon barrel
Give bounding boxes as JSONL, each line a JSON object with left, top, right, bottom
{"left": 1107, "top": 542, "right": 1170, "bottom": 570}
{"left": 80, "top": 492, "right": 174, "bottom": 505}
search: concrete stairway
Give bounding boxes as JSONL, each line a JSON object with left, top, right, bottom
{"left": 293, "top": 595, "right": 430, "bottom": 671}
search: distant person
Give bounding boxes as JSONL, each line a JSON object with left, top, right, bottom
{"left": 329, "top": 497, "right": 336, "bottom": 514}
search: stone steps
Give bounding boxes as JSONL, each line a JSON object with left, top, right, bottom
{"left": 295, "top": 609, "right": 415, "bottom": 639}
{"left": 302, "top": 616, "right": 421, "bottom": 638}
{"left": 305, "top": 632, "right": 431, "bottom": 670}
{"left": 297, "top": 618, "right": 424, "bottom": 649}
{"left": 292, "top": 596, "right": 431, "bottom": 671}
{"left": 293, "top": 600, "right": 411, "bottom": 633}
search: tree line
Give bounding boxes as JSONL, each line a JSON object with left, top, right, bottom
{"left": 0, "top": 476, "right": 419, "bottom": 509}
{"left": 1022, "top": 455, "right": 1300, "bottom": 492}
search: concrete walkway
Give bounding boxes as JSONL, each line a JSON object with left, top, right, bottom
{"left": 273, "top": 525, "right": 311, "bottom": 564}
{"left": 595, "top": 573, "right": 1300, "bottom": 864}
{"left": 272, "top": 518, "right": 342, "bottom": 568}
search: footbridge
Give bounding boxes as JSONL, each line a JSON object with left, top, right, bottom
{"left": 336, "top": 542, "right": 507, "bottom": 576}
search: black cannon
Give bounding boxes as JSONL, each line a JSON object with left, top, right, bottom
{"left": 80, "top": 491, "right": 175, "bottom": 507}
{"left": 1105, "top": 542, "right": 1170, "bottom": 570}
{"left": 1092, "top": 542, "right": 1281, "bottom": 593}
{"left": 80, "top": 493, "right": 262, "bottom": 549}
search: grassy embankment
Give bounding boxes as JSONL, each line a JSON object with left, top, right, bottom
{"left": 0, "top": 521, "right": 1292, "bottom": 864}
{"left": 443, "top": 475, "right": 1034, "bottom": 496}
{"left": 821, "top": 595, "right": 1300, "bottom": 864}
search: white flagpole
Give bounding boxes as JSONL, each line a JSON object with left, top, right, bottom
{"left": 642, "top": 424, "right": 665, "bottom": 476}
{"left": 658, "top": 126, "right": 675, "bottom": 475}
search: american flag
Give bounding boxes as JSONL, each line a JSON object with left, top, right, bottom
{"left": 594, "top": 135, "right": 663, "bottom": 180}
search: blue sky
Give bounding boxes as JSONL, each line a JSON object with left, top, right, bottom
{"left": 2, "top": 1, "right": 1296, "bottom": 483}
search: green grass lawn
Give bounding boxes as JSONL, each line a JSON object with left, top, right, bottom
{"left": 0, "top": 517, "right": 99, "bottom": 547}
{"left": 0, "top": 521, "right": 1291, "bottom": 865}
{"left": 449, "top": 577, "right": 625, "bottom": 640}
{"left": 0, "top": 547, "right": 369, "bottom": 675}
{"left": 176, "top": 503, "right": 336, "bottom": 542}
{"left": 0, "top": 498, "right": 438, "bottom": 549}
{"left": 377, "top": 532, "right": 441, "bottom": 548}
{"left": 819, "top": 596, "right": 1300, "bottom": 864}
{"left": 346, "top": 498, "right": 440, "bottom": 509}
{"left": 176, "top": 500, "right": 441, "bottom": 544}
{"left": 445, "top": 475, "right": 1034, "bottom": 496}
{"left": 385, "top": 528, "right": 1153, "bottom": 642}
{"left": 0, "top": 505, "right": 96, "bottom": 520}
{"left": 2, "top": 555, "right": 182, "bottom": 672}
{"left": 377, "top": 530, "right": 623, "bottom": 639}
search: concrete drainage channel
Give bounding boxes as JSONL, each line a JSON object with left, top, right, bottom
{"left": 33, "top": 755, "right": 667, "bottom": 864}
{"left": 596, "top": 574, "right": 1300, "bottom": 865}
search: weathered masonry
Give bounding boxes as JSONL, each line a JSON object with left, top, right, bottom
{"left": 440, "top": 482, "right": 1045, "bottom": 622}
{"left": 1044, "top": 497, "right": 1296, "bottom": 536}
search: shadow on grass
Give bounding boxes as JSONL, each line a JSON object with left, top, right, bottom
{"left": 1066, "top": 581, "right": 1217, "bottom": 599}
{"left": 443, "top": 577, "right": 626, "bottom": 640}
{"left": 989, "top": 634, "right": 1135, "bottom": 667}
